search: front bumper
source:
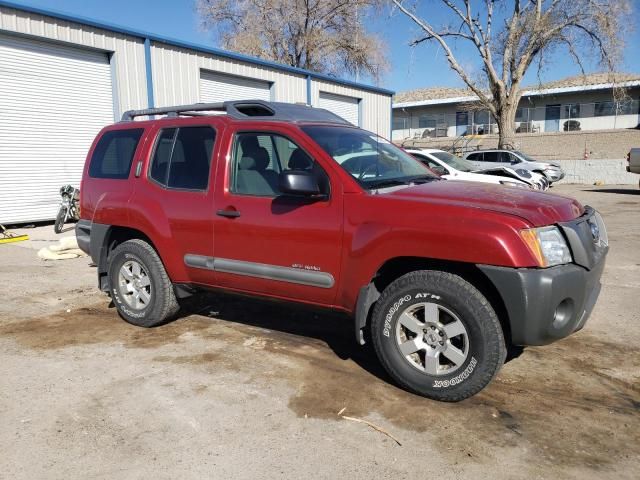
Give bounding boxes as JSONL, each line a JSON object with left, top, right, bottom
{"left": 479, "top": 206, "right": 607, "bottom": 346}
{"left": 479, "top": 259, "right": 605, "bottom": 346}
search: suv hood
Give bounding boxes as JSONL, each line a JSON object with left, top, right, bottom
{"left": 381, "top": 180, "right": 583, "bottom": 226}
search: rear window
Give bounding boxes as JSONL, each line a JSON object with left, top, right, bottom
{"left": 89, "top": 129, "right": 144, "bottom": 179}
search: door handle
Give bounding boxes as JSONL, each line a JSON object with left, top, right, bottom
{"left": 217, "top": 208, "right": 241, "bottom": 218}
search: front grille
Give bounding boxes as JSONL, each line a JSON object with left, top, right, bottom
{"left": 558, "top": 206, "right": 608, "bottom": 270}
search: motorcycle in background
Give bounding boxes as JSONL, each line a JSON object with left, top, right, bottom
{"left": 54, "top": 185, "right": 80, "bottom": 234}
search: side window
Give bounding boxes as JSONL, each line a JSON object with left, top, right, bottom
{"left": 232, "top": 132, "right": 328, "bottom": 197}
{"left": 89, "top": 129, "right": 144, "bottom": 179}
{"left": 150, "top": 128, "right": 176, "bottom": 185}
{"left": 498, "top": 152, "right": 513, "bottom": 163}
{"left": 466, "top": 152, "right": 479, "bottom": 161}
{"left": 149, "top": 126, "right": 216, "bottom": 190}
{"left": 483, "top": 152, "right": 499, "bottom": 162}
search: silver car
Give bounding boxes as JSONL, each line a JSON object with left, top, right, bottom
{"left": 463, "top": 149, "right": 565, "bottom": 183}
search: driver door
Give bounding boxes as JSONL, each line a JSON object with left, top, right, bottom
{"left": 211, "top": 127, "right": 343, "bottom": 305}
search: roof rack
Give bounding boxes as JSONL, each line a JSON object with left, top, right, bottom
{"left": 121, "top": 100, "right": 352, "bottom": 125}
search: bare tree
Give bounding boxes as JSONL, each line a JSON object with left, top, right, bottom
{"left": 390, "top": 0, "right": 631, "bottom": 147}
{"left": 197, "top": 0, "right": 387, "bottom": 82}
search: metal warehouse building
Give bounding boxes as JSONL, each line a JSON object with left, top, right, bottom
{"left": 0, "top": 1, "right": 393, "bottom": 224}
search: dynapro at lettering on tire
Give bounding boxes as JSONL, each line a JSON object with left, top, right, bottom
{"left": 76, "top": 100, "right": 608, "bottom": 401}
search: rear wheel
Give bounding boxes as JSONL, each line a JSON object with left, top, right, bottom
{"left": 371, "top": 270, "right": 506, "bottom": 402}
{"left": 107, "top": 239, "right": 179, "bottom": 327}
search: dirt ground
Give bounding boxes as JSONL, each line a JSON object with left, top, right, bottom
{"left": 0, "top": 185, "right": 638, "bottom": 480}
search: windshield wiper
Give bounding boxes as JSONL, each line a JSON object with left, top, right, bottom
{"left": 367, "top": 175, "right": 437, "bottom": 190}
{"left": 406, "top": 175, "right": 438, "bottom": 184}
{"left": 366, "top": 178, "right": 409, "bottom": 189}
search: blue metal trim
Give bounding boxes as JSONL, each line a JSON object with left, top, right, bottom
{"left": 108, "top": 52, "right": 120, "bottom": 121}
{"left": 0, "top": 0, "right": 394, "bottom": 97}
{"left": 143, "top": 38, "right": 155, "bottom": 108}
{"left": 306, "top": 75, "right": 312, "bottom": 105}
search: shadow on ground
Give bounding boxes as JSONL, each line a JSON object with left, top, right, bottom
{"left": 585, "top": 188, "right": 640, "bottom": 195}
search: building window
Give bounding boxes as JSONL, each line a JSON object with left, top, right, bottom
{"left": 418, "top": 114, "right": 437, "bottom": 129}
{"left": 617, "top": 100, "right": 637, "bottom": 115}
{"left": 515, "top": 108, "right": 523, "bottom": 122}
{"left": 393, "top": 117, "right": 407, "bottom": 130}
{"left": 564, "top": 104, "right": 580, "bottom": 119}
{"left": 594, "top": 101, "right": 615, "bottom": 117}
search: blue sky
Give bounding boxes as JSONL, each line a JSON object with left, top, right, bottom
{"left": 10, "top": 0, "right": 640, "bottom": 93}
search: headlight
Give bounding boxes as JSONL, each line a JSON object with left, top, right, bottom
{"left": 499, "top": 180, "right": 528, "bottom": 189}
{"left": 520, "top": 226, "right": 572, "bottom": 267}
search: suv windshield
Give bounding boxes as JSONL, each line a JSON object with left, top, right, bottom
{"left": 430, "top": 151, "right": 475, "bottom": 172}
{"left": 302, "top": 126, "right": 435, "bottom": 189}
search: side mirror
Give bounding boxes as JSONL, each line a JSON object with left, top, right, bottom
{"left": 279, "top": 170, "right": 322, "bottom": 197}
{"left": 431, "top": 166, "right": 448, "bottom": 176}
{"left": 510, "top": 157, "right": 521, "bottom": 164}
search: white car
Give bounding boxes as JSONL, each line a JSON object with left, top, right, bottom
{"left": 462, "top": 149, "right": 565, "bottom": 183}
{"left": 406, "top": 149, "right": 548, "bottom": 190}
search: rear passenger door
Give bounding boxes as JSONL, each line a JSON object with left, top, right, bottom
{"left": 129, "top": 122, "right": 219, "bottom": 286}
{"left": 465, "top": 152, "right": 482, "bottom": 170}
{"left": 478, "top": 151, "right": 499, "bottom": 170}
{"left": 210, "top": 127, "right": 343, "bottom": 305}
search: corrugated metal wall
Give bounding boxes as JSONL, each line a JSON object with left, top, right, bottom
{"left": 0, "top": 4, "right": 148, "bottom": 118}
{"left": 151, "top": 42, "right": 307, "bottom": 107}
{"left": 311, "top": 79, "right": 391, "bottom": 137}
{"left": 0, "top": 3, "right": 391, "bottom": 138}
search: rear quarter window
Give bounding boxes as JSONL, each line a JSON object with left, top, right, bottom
{"left": 89, "top": 129, "right": 144, "bottom": 179}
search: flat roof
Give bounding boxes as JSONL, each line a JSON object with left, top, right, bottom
{"left": 0, "top": 0, "right": 394, "bottom": 97}
{"left": 393, "top": 80, "right": 640, "bottom": 109}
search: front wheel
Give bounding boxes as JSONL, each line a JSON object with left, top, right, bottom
{"left": 54, "top": 206, "right": 67, "bottom": 234}
{"left": 371, "top": 270, "right": 506, "bottom": 402}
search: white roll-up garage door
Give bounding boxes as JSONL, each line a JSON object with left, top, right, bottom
{"left": 0, "top": 34, "right": 114, "bottom": 224}
{"left": 200, "top": 70, "right": 272, "bottom": 103}
{"left": 319, "top": 92, "right": 360, "bottom": 126}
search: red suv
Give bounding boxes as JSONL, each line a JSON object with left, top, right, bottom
{"left": 76, "top": 100, "right": 608, "bottom": 401}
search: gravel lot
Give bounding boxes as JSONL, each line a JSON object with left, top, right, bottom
{"left": 1, "top": 185, "right": 638, "bottom": 480}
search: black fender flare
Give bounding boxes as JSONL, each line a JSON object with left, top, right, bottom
{"left": 354, "top": 282, "right": 380, "bottom": 345}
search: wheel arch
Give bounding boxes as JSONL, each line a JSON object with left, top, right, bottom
{"left": 95, "top": 225, "right": 159, "bottom": 292}
{"left": 354, "top": 256, "right": 512, "bottom": 347}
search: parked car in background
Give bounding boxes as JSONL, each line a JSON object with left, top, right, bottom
{"left": 463, "top": 149, "right": 565, "bottom": 183}
{"left": 407, "top": 149, "right": 529, "bottom": 189}
{"left": 408, "top": 149, "right": 548, "bottom": 190}
{"left": 627, "top": 148, "right": 640, "bottom": 174}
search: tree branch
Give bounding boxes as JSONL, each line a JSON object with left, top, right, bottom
{"left": 391, "top": 0, "right": 496, "bottom": 113}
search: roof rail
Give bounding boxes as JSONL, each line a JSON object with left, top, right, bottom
{"left": 121, "top": 100, "right": 352, "bottom": 125}
{"left": 121, "top": 102, "right": 226, "bottom": 121}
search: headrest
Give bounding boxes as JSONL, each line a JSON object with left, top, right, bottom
{"left": 288, "top": 149, "right": 313, "bottom": 170}
{"left": 252, "top": 148, "right": 270, "bottom": 171}
{"left": 239, "top": 155, "right": 257, "bottom": 170}
{"left": 240, "top": 136, "right": 260, "bottom": 154}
